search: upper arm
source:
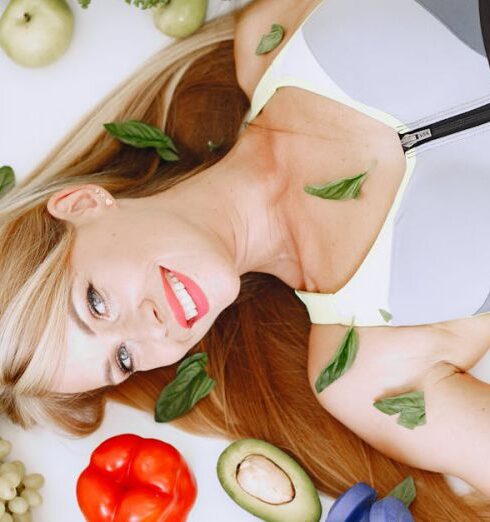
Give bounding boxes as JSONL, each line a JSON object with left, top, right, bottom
{"left": 307, "top": 323, "right": 482, "bottom": 481}
{"left": 234, "top": 0, "right": 319, "bottom": 100}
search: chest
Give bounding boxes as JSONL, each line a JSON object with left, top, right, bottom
{"left": 249, "top": 86, "right": 408, "bottom": 294}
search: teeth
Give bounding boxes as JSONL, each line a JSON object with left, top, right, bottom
{"left": 166, "top": 271, "right": 198, "bottom": 321}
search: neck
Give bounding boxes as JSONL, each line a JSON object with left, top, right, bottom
{"left": 155, "top": 127, "right": 305, "bottom": 288}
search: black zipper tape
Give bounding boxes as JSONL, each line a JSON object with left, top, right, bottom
{"left": 398, "top": 101, "right": 490, "bottom": 151}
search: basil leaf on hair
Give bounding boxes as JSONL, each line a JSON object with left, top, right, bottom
{"left": 255, "top": 24, "right": 285, "bottom": 55}
{"left": 154, "top": 352, "right": 216, "bottom": 422}
{"left": 104, "top": 119, "right": 179, "bottom": 161}
{"left": 304, "top": 171, "right": 367, "bottom": 200}
{"left": 373, "top": 390, "right": 426, "bottom": 430}
{"left": 386, "top": 476, "right": 416, "bottom": 508}
{"left": 315, "top": 324, "right": 359, "bottom": 393}
{"left": 0, "top": 166, "right": 15, "bottom": 197}
{"left": 378, "top": 308, "right": 393, "bottom": 323}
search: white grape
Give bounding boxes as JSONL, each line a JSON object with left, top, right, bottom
{"left": 12, "top": 512, "right": 31, "bottom": 522}
{"left": 0, "top": 478, "right": 16, "bottom": 501}
{"left": 0, "top": 465, "right": 15, "bottom": 477}
{"left": 0, "top": 502, "right": 4, "bottom": 517}
{"left": 0, "top": 442, "right": 11, "bottom": 461}
{"left": 0, "top": 512, "right": 13, "bottom": 522}
{"left": 8, "top": 464, "right": 24, "bottom": 481}
{"left": 1, "top": 473, "right": 20, "bottom": 490}
{"left": 19, "top": 490, "right": 41, "bottom": 509}
{"left": 20, "top": 474, "right": 43, "bottom": 491}
{"left": 7, "top": 497, "right": 28, "bottom": 515}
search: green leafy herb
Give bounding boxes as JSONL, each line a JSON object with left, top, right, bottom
{"left": 78, "top": 0, "right": 170, "bottom": 9}
{"left": 386, "top": 476, "right": 416, "bottom": 508}
{"left": 373, "top": 390, "right": 426, "bottom": 430}
{"left": 104, "top": 119, "right": 179, "bottom": 161}
{"left": 154, "top": 352, "right": 216, "bottom": 422}
{"left": 0, "top": 166, "right": 15, "bottom": 197}
{"left": 315, "top": 324, "right": 359, "bottom": 393}
{"left": 207, "top": 139, "right": 224, "bottom": 152}
{"left": 304, "top": 171, "right": 367, "bottom": 200}
{"left": 378, "top": 308, "right": 393, "bottom": 323}
{"left": 255, "top": 24, "right": 285, "bottom": 55}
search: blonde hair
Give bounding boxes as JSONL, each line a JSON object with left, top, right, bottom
{"left": 1, "top": 7, "right": 489, "bottom": 519}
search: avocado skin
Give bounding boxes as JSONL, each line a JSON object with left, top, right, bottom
{"left": 216, "top": 438, "right": 322, "bottom": 522}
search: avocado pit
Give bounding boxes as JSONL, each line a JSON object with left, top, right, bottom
{"left": 236, "top": 454, "right": 295, "bottom": 505}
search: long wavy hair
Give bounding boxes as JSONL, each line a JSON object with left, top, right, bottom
{"left": 1, "top": 7, "right": 489, "bottom": 520}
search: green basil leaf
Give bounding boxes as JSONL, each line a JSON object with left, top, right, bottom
{"left": 378, "top": 308, "right": 392, "bottom": 323}
{"left": 0, "top": 166, "right": 15, "bottom": 197}
{"left": 304, "top": 171, "right": 367, "bottom": 200}
{"left": 177, "top": 352, "right": 209, "bottom": 375}
{"left": 386, "top": 476, "right": 416, "bottom": 508}
{"left": 154, "top": 352, "right": 215, "bottom": 422}
{"left": 156, "top": 147, "right": 179, "bottom": 161}
{"left": 373, "top": 390, "right": 426, "bottom": 429}
{"left": 315, "top": 325, "right": 359, "bottom": 393}
{"left": 103, "top": 120, "right": 178, "bottom": 152}
{"left": 207, "top": 139, "right": 223, "bottom": 152}
{"left": 255, "top": 24, "right": 285, "bottom": 55}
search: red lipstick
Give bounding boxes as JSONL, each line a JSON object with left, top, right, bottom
{"left": 159, "top": 266, "right": 209, "bottom": 329}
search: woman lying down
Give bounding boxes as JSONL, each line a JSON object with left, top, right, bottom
{"left": 2, "top": 0, "right": 490, "bottom": 519}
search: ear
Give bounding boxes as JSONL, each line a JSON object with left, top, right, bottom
{"left": 46, "top": 184, "right": 115, "bottom": 225}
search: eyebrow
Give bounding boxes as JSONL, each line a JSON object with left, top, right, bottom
{"left": 68, "top": 288, "right": 116, "bottom": 387}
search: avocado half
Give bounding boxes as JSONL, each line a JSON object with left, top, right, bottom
{"left": 216, "top": 438, "right": 322, "bottom": 522}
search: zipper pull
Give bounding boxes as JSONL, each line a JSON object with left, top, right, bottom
{"left": 399, "top": 128, "right": 432, "bottom": 150}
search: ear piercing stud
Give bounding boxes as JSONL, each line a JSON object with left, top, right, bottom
{"left": 94, "top": 188, "right": 114, "bottom": 206}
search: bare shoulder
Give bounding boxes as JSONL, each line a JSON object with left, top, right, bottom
{"left": 234, "top": 0, "right": 323, "bottom": 101}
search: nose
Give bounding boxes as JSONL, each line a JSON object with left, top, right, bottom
{"left": 134, "top": 298, "right": 167, "bottom": 341}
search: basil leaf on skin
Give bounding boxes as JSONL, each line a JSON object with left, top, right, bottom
{"left": 0, "top": 166, "right": 15, "bottom": 197}
{"left": 255, "top": 24, "right": 285, "bottom": 55}
{"left": 373, "top": 390, "right": 426, "bottom": 430}
{"left": 386, "top": 476, "right": 416, "bottom": 508}
{"left": 378, "top": 308, "right": 393, "bottom": 323}
{"left": 155, "top": 352, "right": 216, "bottom": 422}
{"left": 315, "top": 325, "right": 359, "bottom": 393}
{"left": 104, "top": 120, "right": 179, "bottom": 160}
{"left": 304, "top": 171, "right": 367, "bottom": 200}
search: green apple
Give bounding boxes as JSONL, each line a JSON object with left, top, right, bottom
{"left": 153, "top": 0, "right": 208, "bottom": 39}
{"left": 0, "top": 0, "right": 74, "bottom": 68}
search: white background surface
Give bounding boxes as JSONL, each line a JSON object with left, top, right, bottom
{"left": 0, "top": 0, "right": 336, "bottom": 520}
{"left": 2, "top": 0, "right": 490, "bottom": 519}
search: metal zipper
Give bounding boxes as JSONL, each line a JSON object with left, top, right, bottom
{"left": 399, "top": 101, "right": 490, "bottom": 152}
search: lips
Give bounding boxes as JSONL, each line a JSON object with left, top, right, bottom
{"left": 159, "top": 266, "right": 209, "bottom": 329}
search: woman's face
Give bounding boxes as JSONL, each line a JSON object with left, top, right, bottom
{"left": 47, "top": 184, "right": 241, "bottom": 393}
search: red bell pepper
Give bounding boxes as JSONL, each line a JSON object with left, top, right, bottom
{"left": 76, "top": 433, "right": 197, "bottom": 522}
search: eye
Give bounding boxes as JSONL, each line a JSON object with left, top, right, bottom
{"left": 116, "top": 344, "right": 134, "bottom": 375}
{"left": 87, "top": 284, "right": 108, "bottom": 317}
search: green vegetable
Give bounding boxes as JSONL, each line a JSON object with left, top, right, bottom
{"left": 386, "top": 476, "right": 416, "bottom": 508}
{"left": 0, "top": 166, "right": 15, "bottom": 197}
{"left": 78, "top": 0, "right": 170, "bottom": 9}
{"left": 373, "top": 390, "right": 426, "bottom": 430}
{"left": 378, "top": 308, "right": 393, "bottom": 323}
{"left": 154, "top": 352, "right": 216, "bottom": 422}
{"left": 315, "top": 324, "right": 359, "bottom": 393}
{"left": 304, "top": 171, "right": 367, "bottom": 200}
{"left": 207, "top": 139, "right": 223, "bottom": 152}
{"left": 255, "top": 24, "right": 285, "bottom": 55}
{"left": 103, "top": 119, "right": 179, "bottom": 161}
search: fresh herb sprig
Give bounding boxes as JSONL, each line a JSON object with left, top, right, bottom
{"left": 373, "top": 390, "right": 426, "bottom": 430}
{"left": 0, "top": 166, "right": 15, "bottom": 198}
{"left": 315, "top": 323, "right": 359, "bottom": 393}
{"left": 386, "top": 476, "right": 416, "bottom": 508}
{"left": 155, "top": 352, "right": 216, "bottom": 422}
{"left": 304, "top": 171, "right": 368, "bottom": 200}
{"left": 104, "top": 120, "right": 179, "bottom": 161}
{"left": 255, "top": 24, "right": 285, "bottom": 55}
{"left": 78, "top": 0, "right": 170, "bottom": 9}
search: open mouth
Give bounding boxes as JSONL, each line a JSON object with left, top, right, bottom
{"left": 159, "top": 266, "right": 209, "bottom": 329}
